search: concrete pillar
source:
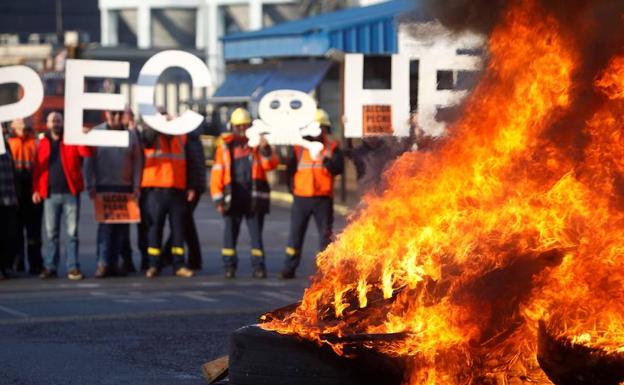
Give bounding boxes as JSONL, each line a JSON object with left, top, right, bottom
{"left": 248, "top": 0, "right": 263, "bottom": 31}
{"left": 100, "top": 8, "right": 118, "bottom": 46}
{"left": 195, "top": 2, "right": 205, "bottom": 48}
{"left": 206, "top": 1, "right": 224, "bottom": 86}
{"left": 137, "top": 4, "right": 151, "bottom": 49}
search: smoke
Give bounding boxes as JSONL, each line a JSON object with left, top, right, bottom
{"left": 422, "top": 0, "right": 624, "bottom": 162}
{"left": 421, "top": 0, "right": 508, "bottom": 34}
{"left": 423, "top": 0, "right": 624, "bottom": 74}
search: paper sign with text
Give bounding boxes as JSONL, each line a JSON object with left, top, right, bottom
{"left": 363, "top": 105, "right": 393, "bottom": 136}
{"left": 94, "top": 193, "right": 140, "bottom": 224}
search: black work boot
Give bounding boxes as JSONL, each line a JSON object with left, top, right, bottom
{"left": 279, "top": 268, "right": 296, "bottom": 279}
{"left": 224, "top": 267, "right": 236, "bottom": 279}
{"left": 253, "top": 267, "right": 267, "bottom": 279}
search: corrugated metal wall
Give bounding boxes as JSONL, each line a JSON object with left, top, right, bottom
{"left": 328, "top": 18, "right": 396, "bottom": 54}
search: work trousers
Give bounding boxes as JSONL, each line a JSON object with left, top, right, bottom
{"left": 14, "top": 179, "right": 43, "bottom": 273}
{"left": 137, "top": 190, "right": 148, "bottom": 270}
{"left": 164, "top": 195, "right": 202, "bottom": 269}
{"left": 222, "top": 212, "right": 266, "bottom": 270}
{"left": 284, "top": 196, "right": 333, "bottom": 272}
{"left": 144, "top": 188, "right": 186, "bottom": 270}
{"left": 0, "top": 205, "right": 18, "bottom": 273}
{"left": 96, "top": 223, "right": 130, "bottom": 269}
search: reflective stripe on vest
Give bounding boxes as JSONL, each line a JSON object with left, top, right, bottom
{"left": 14, "top": 159, "right": 33, "bottom": 169}
{"left": 145, "top": 136, "right": 186, "bottom": 160}
{"left": 8, "top": 136, "right": 36, "bottom": 171}
{"left": 293, "top": 142, "right": 336, "bottom": 197}
{"left": 212, "top": 142, "right": 271, "bottom": 203}
{"left": 142, "top": 135, "right": 187, "bottom": 189}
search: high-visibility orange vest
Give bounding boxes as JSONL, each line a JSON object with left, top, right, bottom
{"left": 210, "top": 134, "right": 279, "bottom": 213}
{"left": 8, "top": 135, "right": 36, "bottom": 172}
{"left": 141, "top": 134, "right": 187, "bottom": 190}
{"left": 293, "top": 141, "right": 338, "bottom": 197}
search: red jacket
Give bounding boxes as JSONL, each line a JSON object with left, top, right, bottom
{"left": 33, "top": 135, "right": 93, "bottom": 198}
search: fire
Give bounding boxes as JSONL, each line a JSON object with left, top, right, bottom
{"left": 263, "top": 0, "right": 624, "bottom": 383}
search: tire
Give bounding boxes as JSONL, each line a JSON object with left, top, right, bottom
{"left": 537, "top": 322, "right": 624, "bottom": 385}
{"left": 229, "top": 325, "right": 403, "bottom": 385}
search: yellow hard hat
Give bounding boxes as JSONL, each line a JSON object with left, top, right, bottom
{"left": 230, "top": 107, "right": 252, "bottom": 126}
{"left": 315, "top": 108, "right": 331, "bottom": 127}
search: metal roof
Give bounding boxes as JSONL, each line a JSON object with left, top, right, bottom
{"left": 212, "top": 60, "right": 332, "bottom": 102}
{"left": 222, "top": 0, "right": 423, "bottom": 61}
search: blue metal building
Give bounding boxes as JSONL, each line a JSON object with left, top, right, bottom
{"left": 213, "top": 0, "right": 421, "bottom": 102}
{"left": 222, "top": 0, "right": 417, "bottom": 61}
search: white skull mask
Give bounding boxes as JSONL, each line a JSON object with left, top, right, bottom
{"left": 246, "top": 89, "right": 324, "bottom": 159}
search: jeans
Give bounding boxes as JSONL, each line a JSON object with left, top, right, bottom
{"left": 44, "top": 193, "right": 80, "bottom": 271}
{"left": 96, "top": 223, "right": 130, "bottom": 268}
{"left": 284, "top": 196, "right": 333, "bottom": 272}
{"left": 222, "top": 213, "right": 265, "bottom": 270}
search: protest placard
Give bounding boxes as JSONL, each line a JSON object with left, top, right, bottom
{"left": 94, "top": 193, "right": 140, "bottom": 224}
{"left": 363, "top": 105, "right": 393, "bottom": 136}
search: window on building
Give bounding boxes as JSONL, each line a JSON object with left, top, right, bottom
{"left": 436, "top": 70, "right": 454, "bottom": 90}
{"left": 409, "top": 60, "right": 419, "bottom": 113}
{"left": 363, "top": 56, "right": 392, "bottom": 90}
{"left": 117, "top": 9, "right": 138, "bottom": 47}
{"left": 456, "top": 70, "right": 480, "bottom": 91}
{"left": 152, "top": 8, "right": 197, "bottom": 48}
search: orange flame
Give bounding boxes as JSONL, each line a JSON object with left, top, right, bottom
{"left": 263, "top": 0, "right": 624, "bottom": 383}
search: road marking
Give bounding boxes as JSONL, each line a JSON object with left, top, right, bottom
{"left": 180, "top": 291, "right": 219, "bottom": 303}
{"left": 196, "top": 281, "right": 225, "bottom": 287}
{"left": 0, "top": 307, "right": 265, "bottom": 326}
{"left": 219, "top": 289, "right": 273, "bottom": 304}
{"left": 60, "top": 283, "right": 102, "bottom": 289}
{"left": 0, "top": 304, "right": 29, "bottom": 318}
{"left": 90, "top": 290, "right": 168, "bottom": 303}
{"left": 260, "top": 290, "right": 298, "bottom": 303}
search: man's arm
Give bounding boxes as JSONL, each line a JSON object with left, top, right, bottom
{"left": 285, "top": 147, "right": 298, "bottom": 194}
{"left": 131, "top": 131, "right": 143, "bottom": 196}
{"left": 83, "top": 154, "right": 96, "bottom": 198}
{"left": 185, "top": 132, "right": 206, "bottom": 193}
{"left": 323, "top": 146, "right": 344, "bottom": 176}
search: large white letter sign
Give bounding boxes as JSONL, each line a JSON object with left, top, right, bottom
{"left": 344, "top": 54, "right": 410, "bottom": 138}
{"left": 64, "top": 59, "right": 129, "bottom": 147}
{"left": 137, "top": 50, "right": 211, "bottom": 135}
{"left": 0, "top": 66, "right": 44, "bottom": 154}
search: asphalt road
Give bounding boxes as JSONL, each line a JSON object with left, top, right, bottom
{"left": 0, "top": 195, "right": 345, "bottom": 385}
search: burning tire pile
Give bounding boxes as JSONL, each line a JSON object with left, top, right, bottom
{"left": 209, "top": 0, "right": 624, "bottom": 384}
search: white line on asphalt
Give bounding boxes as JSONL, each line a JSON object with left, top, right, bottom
{"left": 180, "top": 291, "right": 219, "bottom": 303}
{"left": 0, "top": 304, "right": 29, "bottom": 318}
{"left": 60, "top": 283, "right": 102, "bottom": 289}
{"left": 0, "top": 307, "right": 266, "bottom": 326}
{"left": 260, "top": 290, "right": 298, "bottom": 303}
{"left": 219, "top": 289, "right": 274, "bottom": 303}
{"left": 196, "top": 281, "right": 225, "bottom": 287}
{"left": 89, "top": 290, "right": 169, "bottom": 303}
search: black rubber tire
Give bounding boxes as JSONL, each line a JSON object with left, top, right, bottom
{"left": 537, "top": 322, "right": 624, "bottom": 385}
{"left": 229, "top": 325, "right": 403, "bottom": 385}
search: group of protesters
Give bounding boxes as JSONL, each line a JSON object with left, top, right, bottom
{"left": 0, "top": 106, "right": 353, "bottom": 281}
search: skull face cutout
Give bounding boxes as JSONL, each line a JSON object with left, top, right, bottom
{"left": 258, "top": 90, "right": 317, "bottom": 133}
{"left": 246, "top": 89, "right": 324, "bottom": 159}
